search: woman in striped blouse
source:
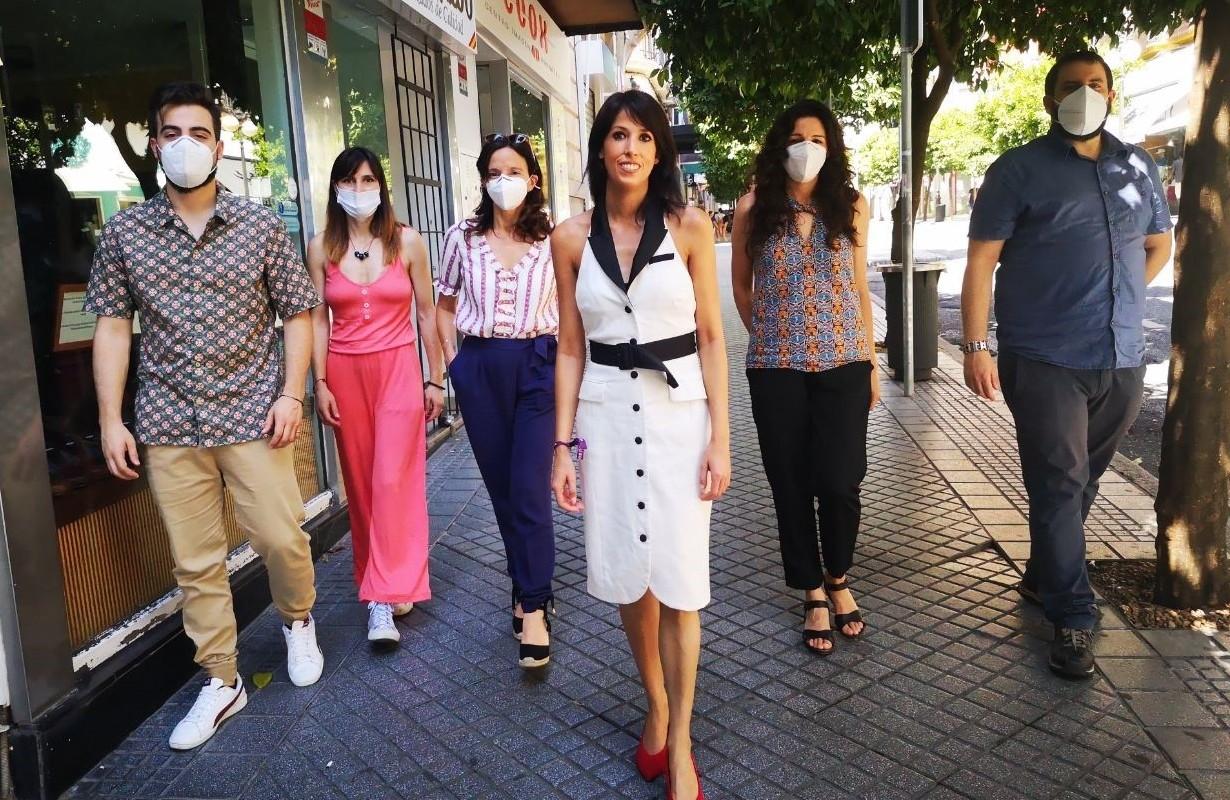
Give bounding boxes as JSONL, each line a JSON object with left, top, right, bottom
{"left": 435, "top": 133, "right": 559, "bottom": 669}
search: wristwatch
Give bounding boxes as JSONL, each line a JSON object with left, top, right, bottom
{"left": 959, "top": 340, "right": 990, "bottom": 354}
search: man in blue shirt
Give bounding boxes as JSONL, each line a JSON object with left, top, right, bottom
{"left": 961, "top": 51, "right": 1173, "bottom": 679}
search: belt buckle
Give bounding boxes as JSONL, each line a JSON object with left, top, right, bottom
{"left": 616, "top": 342, "right": 636, "bottom": 371}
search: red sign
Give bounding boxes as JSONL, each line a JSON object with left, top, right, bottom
{"left": 304, "top": 0, "right": 327, "bottom": 59}
{"left": 502, "top": 0, "right": 550, "bottom": 60}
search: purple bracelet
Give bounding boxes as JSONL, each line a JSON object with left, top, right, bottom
{"left": 554, "top": 438, "right": 587, "bottom": 461}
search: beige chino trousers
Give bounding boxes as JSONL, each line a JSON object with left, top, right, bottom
{"left": 146, "top": 439, "right": 316, "bottom": 684}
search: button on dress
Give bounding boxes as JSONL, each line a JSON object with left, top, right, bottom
{"left": 574, "top": 210, "right": 712, "bottom": 611}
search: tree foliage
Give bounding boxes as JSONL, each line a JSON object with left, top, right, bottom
{"left": 641, "top": 0, "right": 1199, "bottom": 220}
{"left": 854, "top": 127, "right": 900, "bottom": 187}
{"left": 972, "top": 60, "right": 1055, "bottom": 156}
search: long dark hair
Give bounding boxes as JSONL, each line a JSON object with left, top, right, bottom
{"left": 585, "top": 91, "right": 684, "bottom": 220}
{"left": 465, "top": 135, "right": 552, "bottom": 243}
{"left": 747, "top": 99, "right": 858, "bottom": 259}
{"left": 324, "top": 147, "right": 401, "bottom": 265}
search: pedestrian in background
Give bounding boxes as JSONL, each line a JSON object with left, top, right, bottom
{"left": 552, "top": 90, "right": 730, "bottom": 800}
{"left": 436, "top": 132, "right": 558, "bottom": 669}
{"left": 307, "top": 147, "right": 444, "bottom": 647}
{"left": 961, "top": 50, "right": 1173, "bottom": 679}
{"left": 87, "top": 81, "right": 324, "bottom": 750}
{"left": 731, "top": 98, "right": 878, "bottom": 656}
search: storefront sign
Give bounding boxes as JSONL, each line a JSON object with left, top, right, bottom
{"left": 304, "top": 0, "right": 327, "bottom": 59}
{"left": 402, "top": 0, "right": 478, "bottom": 52}
{"left": 458, "top": 61, "right": 469, "bottom": 96}
{"left": 479, "top": 0, "right": 571, "bottom": 91}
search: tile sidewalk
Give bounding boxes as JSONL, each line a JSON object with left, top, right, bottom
{"left": 66, "top": 255, "right": 1228, "bottom": 799}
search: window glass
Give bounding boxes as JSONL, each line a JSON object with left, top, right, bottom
{"left": 0, "top": 0, "right": 319, "bottom": 650}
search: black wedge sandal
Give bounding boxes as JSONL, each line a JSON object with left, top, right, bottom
{"left": 518, "top": 601, "right": 553, "bottom": 669}
{"left": 824, "top": 578, "right": 865, "bottom": 639}
{"left": 802, "top": 599, "right": 835, "bottom": 656}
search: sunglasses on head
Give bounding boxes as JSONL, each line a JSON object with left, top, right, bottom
{"left": 484, "top": 132, "right": 530, "bottom": 146}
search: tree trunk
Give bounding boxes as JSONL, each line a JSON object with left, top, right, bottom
{"left": 1155, "top": 0, "right": 1230, "bottom": 609}
{"left": 890, "top": 45, "right": 948, "bottom": 261}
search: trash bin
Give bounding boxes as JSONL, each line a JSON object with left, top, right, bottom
{"left": 877, "top": 262, "right": 946, "bottom": 382}
{"left": 934, "top": 201, "right": 946, "bottom": 222}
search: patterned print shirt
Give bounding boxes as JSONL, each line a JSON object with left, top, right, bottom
{"left": 746, "top": 198, "right": 870, "bottom": 372}
{"left": 84, "top": 189, "right": 321, "bottom": 447}
{"left": 435, "top": 220, "right": 558, "bottom": 339}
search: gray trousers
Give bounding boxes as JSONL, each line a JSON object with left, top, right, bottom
{"left": 998, "top": 352, "right": 1145, "bottom": 630}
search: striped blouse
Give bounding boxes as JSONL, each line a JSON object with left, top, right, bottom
{"left": 435, "top": 220, "right": 559, "bottom": 339}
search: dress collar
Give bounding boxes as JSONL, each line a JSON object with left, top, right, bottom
{"left": 588, "top": 195, "right": 667, "bottom": 293}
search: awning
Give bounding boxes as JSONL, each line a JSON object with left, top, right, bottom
{"left": 536, "top": 0, "right": 643, "bottom": 36}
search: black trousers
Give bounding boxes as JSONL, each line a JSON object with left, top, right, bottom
{"left": 747, "top": 362, "right": 872, "bottom": 590}
{"left": 999, "top": 352, "right": 1144, "bottom": 630}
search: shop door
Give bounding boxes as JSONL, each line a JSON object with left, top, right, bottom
{"left": 391, "top": 35, "right": 454, "bottom": 420}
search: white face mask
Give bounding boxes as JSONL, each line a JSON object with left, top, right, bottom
{"left": 336, "top": 187, "right": 381, "bottom": 219}
{"left": 1055, "top": 85, "right": 1110, "bottom": 140}
{"left": 784, "top": 141, "right": 827, "bottom": 183}
{"left": 158, "top": 137, "right": 217, "bottom": 191}
{"left": 486, "top": 175, "right": 530, "bottom": 211}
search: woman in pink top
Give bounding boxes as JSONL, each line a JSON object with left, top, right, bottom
{"left": 307, "top": 147, "right": 445, "bottom": 646}
{"left": 436, "top": 133, "right": 558, "bottom": 669}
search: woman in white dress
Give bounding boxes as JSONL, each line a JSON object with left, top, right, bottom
{"left": 551, "top": 91, "right": 730, "bottom": 800}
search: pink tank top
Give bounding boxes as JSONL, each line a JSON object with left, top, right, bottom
{"left": 323, "top": 258, "right": 417, "bottom": 355}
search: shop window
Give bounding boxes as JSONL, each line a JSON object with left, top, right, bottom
{"left": 332, "top": 4, "right": 392, "bottom": 177}
{"left": 511, "top": 79, "right": 551, "bottom": 207}
{"left": 0, "top": 0, "right": 321, "bottom": 650}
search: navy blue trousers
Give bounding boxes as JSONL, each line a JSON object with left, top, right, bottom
{"left": 450, "top": 335, "right": 556, "bottom": 613}
{"left": 999, "top": 352, "right": 1144, "bottom": 630}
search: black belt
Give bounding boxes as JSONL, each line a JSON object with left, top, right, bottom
{"left": 589, "top": 332, "right": 697, "bottom": 388}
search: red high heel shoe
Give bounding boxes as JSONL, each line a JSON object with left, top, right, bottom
{"left": 634, "top": 738, "right": 667, "bottom": 781}
{"left": 665, "top": 753, "right": 704, "bottom": 800}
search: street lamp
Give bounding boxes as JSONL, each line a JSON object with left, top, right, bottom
{"left": 216, "top": 89, "right": 259, "bottom": 198}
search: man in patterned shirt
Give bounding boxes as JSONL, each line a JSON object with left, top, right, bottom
{"left": 86, "top": 82, "right": 324, "bottom": 749}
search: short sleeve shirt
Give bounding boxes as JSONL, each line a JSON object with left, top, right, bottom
{"left": 969, "top": 129, "right": 1172, "bottom": 369}
{"left": 434, "top": 220, "right": 558, "bottom": 339}
{"left": 84, "top": 188, "right": 321, "bottom": 447}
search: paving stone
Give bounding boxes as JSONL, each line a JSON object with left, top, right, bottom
{"left": 1095, "top": 630, "right": 1155, "bottom": 657}
{"left": 1099, "top": 658, "right": 1186, "bottom": 691}
{"left": 1151, "top": 728, "right": 1230, "bottom": 770}
{"left": 1141, "top": 630, "right": 1225, "bottom": 658}
{"left": 1126, "top": 692, "right": 1222, "bottom": 727}
{"left": 1185, "top": 770, "right": 1230, "bottom": 799}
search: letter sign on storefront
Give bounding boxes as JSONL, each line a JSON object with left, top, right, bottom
{"left": 402, "top": 0, "right": 479, "bottom": 52}
{"left": 479, "top": 0, "right": 570, "bottom": 92}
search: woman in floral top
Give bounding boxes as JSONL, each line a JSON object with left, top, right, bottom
{"left": 731, "top": 99, "right": 879, "bottom": 656}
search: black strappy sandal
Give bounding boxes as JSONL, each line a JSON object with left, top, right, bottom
{"left": 518, "top": 601, "right": 553, "bottom": 669}
{"left": 824, "top": 578, "right": 865, "bottom": 639}
{"left": 802, "top": 599, "right": 835, "bottom": 656}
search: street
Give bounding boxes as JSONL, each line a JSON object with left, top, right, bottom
{"left": 864, "top": 215, "right": 1178, "bottom": 478}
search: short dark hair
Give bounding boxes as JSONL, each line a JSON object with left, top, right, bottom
{"left": 585, "top": 90, "right": 684, "bottom": 218}
{"left": 1045, "top": 51, "right": 1114, "bottom": 97}
{"left": 148, "top": 81, "right": 221, "bottom": 139}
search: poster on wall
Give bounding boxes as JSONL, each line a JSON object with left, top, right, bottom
{"left": 402, "top": 0, "right": 478, "bottom": 52}
{"left": 304, "top": 0, "right": 328, "bottom": 59}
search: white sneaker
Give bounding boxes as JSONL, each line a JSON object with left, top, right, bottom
{"left": 168, "top": 677, "right": 247, "bottom": 750}
{"left": 391, "top": 602, "right": 414, "bottom": 616}
{"left": 283, "top": 615, "right": 324, "bottom": 686}
{"left": 367, "top": 602, "right": 400, "bottom": 643}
